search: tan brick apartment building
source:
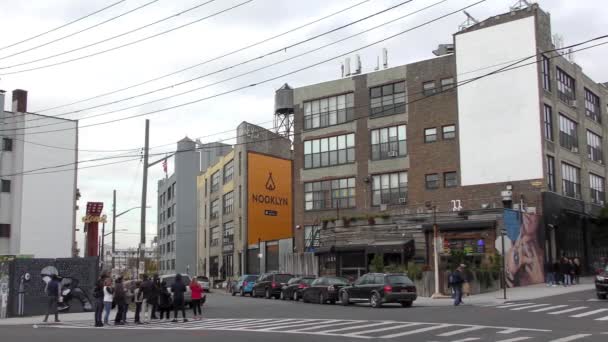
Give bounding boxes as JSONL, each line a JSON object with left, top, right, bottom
{"left": 286, "top": 4, "right": 607, "bottom": 279}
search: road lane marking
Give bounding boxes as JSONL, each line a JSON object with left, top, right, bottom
{"left": 318, "top": 322, "right": 394, "bottom": 333}
{"left": 379, "top": 324, "right": 452, "bottom": 338}
{"left": 548, "top": 334, "right": 592, "bottom": 341}
{"left": 258, "top": 320, "right": 340, "bottom": 331}
{"left": 547, "top": 307, "right": 589, "bottom": 315}
{"left": 497, "top": 328, "right": 522, "bottom": 334}
{"left": 437, "top": 326, "right": 485, "bottom": 336}
{"left": 232, "top": 319, "right": 309, "bottom": 330}
{"left": 343, "top": 323, "right": 421, "bottom": 337}
{"left": 208, "top": 319, "right": 292, "bottom": 329}
{"left": 495, "top": 337, "right": 533, "bottom": 342}
{"left": 449, "top": 338, "right": 480, "bottom": 342}
{"left": 287, "top": 320, "right": 360, "bottom": 332}
{"left": 510, "top": 304, "right": 551, "bottom": 311}
{"left": 570, "top": 309, "right": 608, "bottom": 318}
{"left": 530, "top": 305, "right": 568, "bottom": 312}
{"left": 595, "top": 315, "right": 608, "bottom": 321}
{"left": 496, "top": 303, "right": 535, "bottom": 308}
{"left": 197, "top": 319, "right": 274, "bottom": 328}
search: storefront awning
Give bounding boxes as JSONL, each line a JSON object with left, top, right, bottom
{"left": 421, "top": 220, "right": 495, "bottom": 232}
{"left": 314, "top": 240, "right": 414, "bottom": 255}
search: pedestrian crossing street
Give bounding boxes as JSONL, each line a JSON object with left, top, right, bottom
{"left": 483, "top": 301, "right": 608, "bottom": 322}
{"left": 39, "top": 318, "right": 603, "bottom": 341}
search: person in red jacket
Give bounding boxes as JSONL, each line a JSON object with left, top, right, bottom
{"left": 189, "top": 278, "right": 203, "bottom": 320}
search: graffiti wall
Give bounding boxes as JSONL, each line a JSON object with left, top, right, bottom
{"left": 504, "top": 209, "right": 545, "bottom": 287}
{"left": 4, "top": 257, "right": 98, "bottom": 317}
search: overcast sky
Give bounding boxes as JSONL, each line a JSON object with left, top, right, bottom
{"left": 0, "top": 0, "right": 606, "bottom": 253}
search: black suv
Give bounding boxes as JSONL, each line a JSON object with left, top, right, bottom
{"left": 596, "top": 265, "right": 608, "bottom": 299}
{"left": 339, "top": 273, "right": 417, "bottom": 308}
{"left": 252, "top": 273, "right": 294, "bottom": 299}
{"left": 280, "top": 276, "right": 316, "bottom": 301}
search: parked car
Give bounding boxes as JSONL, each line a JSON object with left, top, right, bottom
{"left": 280, "top": 276, "right": 316, "bottom": 301}
{"left": 339, "top": 273, "right": 417, "bottom": 308}
{"left": 301, "top": 276, "right": 349, "bottom": 304}
{"left": 252, "top": 273, "right": 294, "bottom": 299}
{"left": 196, "top": 276, "right": 210, "bottom": 292}
{"left": 160, "top": 274, "right": 193, "bottom": 306}
{"left": 233, "top": 274, "right": 259, "bottom": 296}
{"left": 596, "top": 265, "right": 608, "bottom": 299}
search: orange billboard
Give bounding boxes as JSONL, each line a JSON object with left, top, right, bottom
{"left": 247, "top": 152, "right": 293, "bottom": 245}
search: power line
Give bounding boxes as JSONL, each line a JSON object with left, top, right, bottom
{"left": 10, "top": 0, "right": 419, "bottom": 129}
{"left": 0, "top": 0, "right": 161, "bottom": 61}
{"left": 3, "top": 0, "right": 479, "bottom": 135}
{"left": 6, "top": 35, "right": 608, "bottom": 177}
{"left": 33, "top": 0, "right": 371, "bottom": 114}
{"left": 0, "top": 0, "right": 254, "bottom": 74}
{"left": 0, "top": 0, "right": 127, "bottom": 51}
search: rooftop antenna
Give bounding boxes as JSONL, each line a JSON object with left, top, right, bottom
{"left": 353, "top": 54, "right": 362, "bottom": 75}
{"left": 382, "top": 48, "right": 388, "bottom": 69}
{"left": 374, "top": 55, "right": 380, "bottom": 71}
{"left": 341, "top": 62, "right": 345, "bottom": 77}
{"left": 344, "top": 57, "right": 351, "bottom": 77}
{"left": 510, "top": 0, "right": 532, "bottom": 11}
{"left": 459, "top": 10, "right": 479, "bottom": 31}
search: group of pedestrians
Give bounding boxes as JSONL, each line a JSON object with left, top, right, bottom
{"left": 545, "top": 257, "right": 582, "bottom": 287}
{"left": 91, "top": 273, "right": 204, "bottom": 327}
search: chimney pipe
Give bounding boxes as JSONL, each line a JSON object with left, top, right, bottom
{"left": 12, "top": 89, "right": 28, "bottom": 113}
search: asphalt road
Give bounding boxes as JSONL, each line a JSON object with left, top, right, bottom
{"left": 1, "top": 288, "right": 607, "bottom": 341}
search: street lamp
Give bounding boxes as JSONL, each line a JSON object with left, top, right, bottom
{"left": 426, "top": 202, "right": 442, "bottom": 299}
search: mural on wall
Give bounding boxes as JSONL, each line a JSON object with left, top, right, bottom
{"left": 504, "top": 209, "right": 545, "bottom": 287}
{"left": 40, "top": 266, "right": 93, "bottom": 312}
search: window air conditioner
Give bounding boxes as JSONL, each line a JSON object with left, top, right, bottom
{"left": 388, "top": 151, "right": 398, "bottom": 157}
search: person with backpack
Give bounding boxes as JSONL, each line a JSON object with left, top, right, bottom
{"left": 113, "top": 277, "right": 127, "bottom": 325}
{"left": 449, "top": 264, "right": 466, "bottom": 306}
{"left": 158, "top": 280, "right": 172, "bottom": 321}
{"left": 93, "top": 275, "right": 107, "bottom": 327}
{"left": 133, "top": 281, "right": 144, "bottom": 324}
{"left": 171, "top": 274, "right": 188, "bottom": 323}
{"left": 102, "top": 278, "right": 114, "bottom": 325}
{"left": 43, "top": 275, "right": 62, "bottom": 323}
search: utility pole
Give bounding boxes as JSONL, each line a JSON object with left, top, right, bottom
{"left": 430, "top": 205, "right": 441, "bottom": 298}
{"left": 112, "top": 190, "right": 116, "bottom": 269}
{"left": 139, "top": 119, "right": 150, "bottom": 277}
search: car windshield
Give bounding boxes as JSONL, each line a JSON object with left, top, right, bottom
{"left": 197, "top": 276, "right": 209, "bottom": 282}
{"left": 387, "top": 275, "right": 413, "bottom": 285}
{"left": 163, "top": 276, "right": 191, "bottom": 287}
{"left": 245, "top": 275, "right": 258, "bottom": 282}
{"left": 326, "top": 277, "right": 348, "bottom": 285}
{"left": 302, "top": 278, "right": 316, "bottom": 284}
{"left": 274, "top": 274, "right": 293, "bottom": 283}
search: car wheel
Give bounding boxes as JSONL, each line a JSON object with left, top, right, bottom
{"left": 265, "top": 288, "right": 271, "bottom": 299}
{"left": 340, "top": 291, "right": 350, "bottom": 306}
{"left": 232, "top": 290, "right": 236, "bottom": 296}
{"left": 401, "top": 301, "right": 413, "bottom": 308}
{"left": 319, "top": 293, "right": 325, "bottom": 305}
{"left": 240, "top": 289, "right": 245, "bottom": 297}
{"left": 598, "top": 293, "right": 607, "bottom": 300}
{"left": 293, "top": 291, "right": 299, "bottom": 301}
{"left": 329, "top": 300, "right": 336, "bottom": 305}
{"left": 370, "top": 293, "right": 382, "bottom": 308}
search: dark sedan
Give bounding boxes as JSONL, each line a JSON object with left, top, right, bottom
{"left": 302, "top": 276, "right": 349, "bottom": 305}
{"left": 280, "top": 276, "right": 316, "bottom": 301}
{"left": 339, "top": 273, "right": 417, "bottom": 308}
{"left": 596, "top": 265, "right": 608, "bottom": 299}
{"left": 252, "top": 273, "right": 294, "bottom": 299}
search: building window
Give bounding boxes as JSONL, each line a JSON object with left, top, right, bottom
{"left": 210, "top": 226, "right": 220, "bottom": 247}
{"left": 223, "top": 221, "right": 234, "bottom": 245}
{"left": 587, "top": 130, "right": 603, "bottom": 164}
{"left": 172, "top": 259, "right": 175, "bottom": 270}
{"left": 171, "top": 183, "right": 176, "bottom": 199}
{"left": 424, "top": 128, "right": 437, "bottom": 143}
{"left": 543, "top": 104, "right": 553, "bottom": 141}
{"left": 425, "top": 174, "right": 439, "bottom": 189}
{"left": 585, "top": 88, "right": 601, "bottom": 123}
{"left": 372, "top": 171, "right": 407, "bottom": 206}
{"left": 442, "top": 125, "right": 456, "bottom": 140}
{"left": 557, "top": 68, "right": 575, "bottom": 104}
{"left": 590, "top": 173, "right": 605, "bottom": 205}
{"left": 167, "top": 188, "right": 172, "bottom": 201}
{"left": 444, "top": 172, "right": 458, "bottom": 188}
{"left": 541, "top": 55, "right": 551, "bottom": 91}
{"left": 0, "top": 224, "right": 10, "bottom": 238}
{"left": 422, "top": 81, "right": 436, "bottom": 96}
{"left": 209, "top": 256, "right": 219, "bottom": 277}
{"left": 1, "top": 180, "right": 10, "bottom": 193}
{"left": 304, "top": 93, "right": 354, "bottom": 129}
{"left": 2, "top": 138, "right": 12, "bottom": 152}
{"left": 171, "top": 241, "right": 175, "bottom": 252}
{"left": 167, "top": 206, "right": 171, "bottom": 218}
{"left": 223, "top": 254, "right": 234, "bottom": 277}
{"left": 546, "top": 155, "right": 556, "bottom": 192}
{"left": 223, "top": 191, "right": 234, "bottom": 215}
{"left": 238, "top": 185, "right": 242, "bottom": 208}
{"left": 223, "top": 159, "right": 234, "bottom": 184}
{"left": 559, "top": 114, "right": 578, "bottom": 152}
{"left": 441, "top": 78, "right": 454, "bottom": 92}
{"left": 238, "top": 152, "right": 242, "bottom": 175}
{"left": 210, "top": 199, "right": 219, "bottom": 220}
{"left": 561, "top": 163, "right": 581, "bottom": 199}
{"left": 211, "top": 171, "right": 220, "bottom": 193}
{"left": 304, "top": 177, "right": 355, "bottom": 210}
{"left": 304, "top": 133, "right": 355, "bottom": 169}
{"left": 370, "top": 125, "right": 406, "bottom": 160}
{"left": 304, "top": 225, "right": 321, "bottom": 250}
{"left": 370, "top": 81, "right": 405, "bottom": 117}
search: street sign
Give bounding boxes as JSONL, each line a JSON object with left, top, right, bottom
{"left": 495, "top": 236, "right": 512, "bottom": 255}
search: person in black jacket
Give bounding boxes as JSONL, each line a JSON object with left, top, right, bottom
{"left": 553, "top": 260, "right": 561, "bottom": 286}
{"left": 171, "top": 274, "right": 188, "bottom": 323}
{"left": 150, "top": 275, "right": 160, "bottom": 320}
{"left": 560, "top": 258, "right": 572, "bottom": 287}
{"left": 449, "top": 264, "right": 466, "bottom": 306}
{"left": 140, "top": 274, "right": 153, "bottom": 323}
{"left": 158, "top": 281, "right": 172, "bottom": 321}
{"left": 113, "top": 277, "right": 127, "bottom": 325}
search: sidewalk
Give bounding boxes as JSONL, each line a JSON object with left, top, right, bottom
{"left": 415, "top": 276, "right": 596, "bottom": 307}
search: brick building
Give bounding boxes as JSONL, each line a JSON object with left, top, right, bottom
{"left": 287, "top": 4, "right": 607, "bottom": 279}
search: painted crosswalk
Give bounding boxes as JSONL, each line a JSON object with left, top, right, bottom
{"left": 486, "top": 301, "right": 608, "bottom": 321}
{"left": 36, "top": 318, "right": 601, "bottom": 341}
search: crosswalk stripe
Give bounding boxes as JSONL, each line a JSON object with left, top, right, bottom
{"left": 232, "top": 319, "right": 304, "bottom": 330}
{"left": 570, "top": 309, "right": 608, "bottom": 318}
{"left": 343, "top": 323, "right": 420, "bottom": 337}
{"left": 437, "top": 326, "right": 485, "bottom": 336}
{"left": 595, "top": 315, "right": 608, "bottom": 321}
{"left": 497, "top": 328, "right": 522, "bottom": 334}
{"left": 319, "top": 322, "right": 394, "bottom": 334}
{"left": 530, "top": 305, "right": 568, "bottom": 312}
{"left": 449, "top": 338, "right": 480, "bottom": 342}
{"left": 198, "top": 319, "right": 272, "bottom": 328}
{"left": 207, "top": 319, "right": 284, "bottom": 329}
{"left": 548, "top": 307, "right": 588, "bottom": 315}
{"left": 510, "top": 304, "right": 551, "bottom": 311}
{"left": 496, "top": 303, "right": 535, "bottom": 308}
{"left": 288, "top": 320, "right": 360, "bottom": 332}
{"left": 548, "top": 334, "right": 592, "bottom": 341}
{"left": 258, "top": 320, "right": 340, "bottom": 331}
{"left": 379, "top": 324, "right": 452, "bottom": 338}
{"left": 496, "top": 337, "right": 533, "bottom": 342}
